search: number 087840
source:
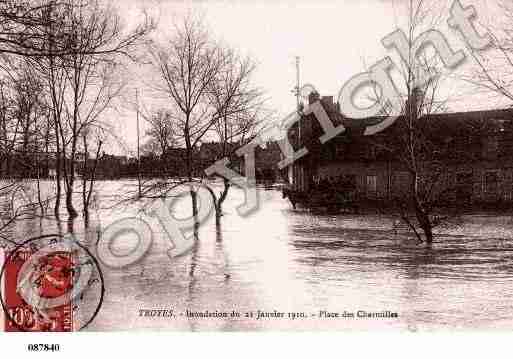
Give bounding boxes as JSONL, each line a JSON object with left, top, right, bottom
{"left": 27, "top": 344, "right": 60, "bottom": 352}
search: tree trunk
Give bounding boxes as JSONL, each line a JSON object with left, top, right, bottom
{"left": 65, "top": 184, "right": 78, "bottom": 218}
{"left": 414, "top": 196, "right": 433, "bottom": 244}
{"left": 215, "top": 203, "right": 221, "bottom": 228}
{"left": 84, "top": 208, "right": 90, "bottom": 227}
{"left": 66, "top": 137, "right": 78, "bottom": 218}
{"left": 214, "top": 178, "right": 230, "bottom": 233}
{"left": 423, "top": 223, "right": 433, "bottom": 244}
{"left": 54, "top": 152, "right": 61, "bottom": 217}
{"left": 185, "top": 124, "right": 199, "bottom": 240}
{"left": 36, "top": 164, "right": 44, "bottom": 214}
{"left": 64, "top": 161, "right": 78, "bottom": 218}
{"left": 191, "top": 189, "right": 198, "bottom": 240}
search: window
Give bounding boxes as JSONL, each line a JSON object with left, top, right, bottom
{"left": 456, "top": 171, "right": 473, "bottom": 202}
{"left": 482, "top": 137, "right": 499, "bottom": 159}
{"left": 366, "top": 175, "right": 377, "bottom": 197}
{"left": 392, "top": 171, "right": 410, "bottom": 198}
{"left": 484, "top": 171, "right": 499, "bottom": 194}
{"left": 456, "top": 171, "right": 473, "bottom": 186}
{"left": 366, "top": 145, "right": 377, "bottom": 160}
{"left": 334, "top": 143, "right": 345, "bottom": 158}
{"left": 344, "top": 174, "right": 357, "bottom": 189}
{"left": 394, "top": 171, "right": 409, "bottom": 186}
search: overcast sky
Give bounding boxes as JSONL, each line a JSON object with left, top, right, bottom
{"left": 111, "top": 0, "right": 505, "bottom": 155}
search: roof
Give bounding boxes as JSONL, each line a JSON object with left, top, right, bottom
{"left": 310, "top": 100, "right": 513, "bottom": 138}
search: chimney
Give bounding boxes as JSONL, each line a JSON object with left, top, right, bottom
{"left": 308, "top": 91, "right": 320, "bottom": 104}
{"left": 321, "top": 96, "right": 334, "bottom": 111}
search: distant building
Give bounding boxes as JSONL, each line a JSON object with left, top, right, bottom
{"left": 92, "top": 154, "right": 128, "bottom": 179}
{"left": 162, "top": 147, "right": 197, "bottom": 177}
{"left": 199, "top": 142, "right": 242, "bottom": 176}
{"left": 288, "top": 94, "right": 513, "bottom": 207}
{"left": 254, "top": 141, "right": 282, "bottom": 183}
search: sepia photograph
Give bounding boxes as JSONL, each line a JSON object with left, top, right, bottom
{"left": 0, "top": 0, "right": 512, "bottom": 355}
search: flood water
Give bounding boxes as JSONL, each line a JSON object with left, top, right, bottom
{"left": 3, "top": 180, "right": 513, "bottom": 331}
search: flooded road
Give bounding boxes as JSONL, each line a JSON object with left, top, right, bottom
{"left": 3, "top": 180, "right": 513, "bottom": 331}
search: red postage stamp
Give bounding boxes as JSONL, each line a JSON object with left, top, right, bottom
{"left": 2, "top": 247, "right": 74, "bottom": 332}
{"left": 1, "top": 235, "right": 104, "bottom": 332}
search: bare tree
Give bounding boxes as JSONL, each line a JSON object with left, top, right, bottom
{"left": 81, "top": 126, "right": 103, "bottom": 222}
{"left": 205, "top": 50, "right": 267, "bottom": 228}
{"left": 366, "top": 0, "right": 455, "bottom": 243}
{"left": 0, "top": 0, "right": 153, "bottom": 58}
{"left": 24, "top": 0, "right": 151, "bottom": 218}
{"left": 462, "top": 1, "right": 513, "bottom": 105}
{"left": 0, "top": 0, "right": 154, "bottom": 247}
{"left": 143, "top": 109, "right": 177, "bottom": 157}
{"left": 0, "top": 59, "right": 50, "bottom": 241}
{"left": 147, "top": 16, "right": 226, "bottom": 233}
{"left": 0, "top": 57, "right": 50, "bottom": 181}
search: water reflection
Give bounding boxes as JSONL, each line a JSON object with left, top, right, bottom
{"left": 2, "top": 181, "right": 513, "bottom": 330}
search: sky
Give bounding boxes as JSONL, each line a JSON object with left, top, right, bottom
{"left": 110, "top": 0, "right": 506, "bottom": 156}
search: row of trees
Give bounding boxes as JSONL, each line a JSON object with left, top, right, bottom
{"left": 138, "top": 17, "right": 267, "bottom": 228}
{"left": 9, "top": 0, "right": 513, "bottom": 246}
{"left": 0, "top": 0, "right": 153, "bottom": 225}
{"left": 0, "top": 1, "right": 267, "bottom": 238}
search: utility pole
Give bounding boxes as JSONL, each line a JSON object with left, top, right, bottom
{"left": 295, "top": 57, "right": 300, "bottom": 105}
{"left": 295, "top": 56, "right": 301, "bottom": 140}
{"left": 295, "top": 56, "right": 302, "bottom": 191}
{"left": 288, "top": 56, "right": 304, "bottom": 191}
{"left": 136, "top": 88, "right": 142, "bottom": 198}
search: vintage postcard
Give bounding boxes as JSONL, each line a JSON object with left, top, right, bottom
{"left": 0, "top": 0, "right": 512, "bottom": 356}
